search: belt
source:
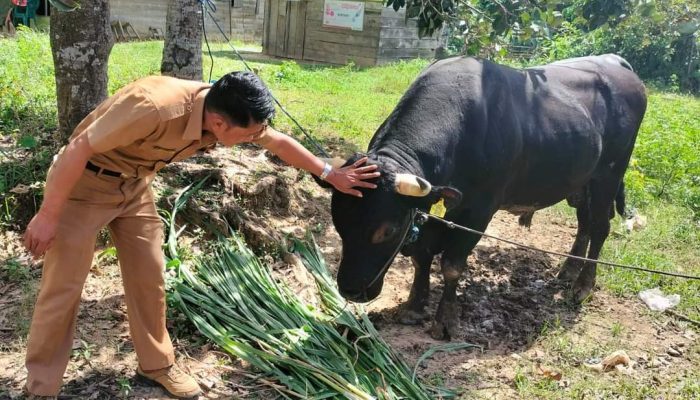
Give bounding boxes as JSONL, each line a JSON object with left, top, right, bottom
{"left": 86, "top": 161, "right": 122, "bottom": 178}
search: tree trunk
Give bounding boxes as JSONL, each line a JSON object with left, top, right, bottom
{"left": 161, "top": 0, "right": 203, "bottom": 81}
{"left": 50, "top": 0, "right": 113, "bottom": 143}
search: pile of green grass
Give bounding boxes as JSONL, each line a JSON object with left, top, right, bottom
{"left": 172, "top": 235, "right": 457, "bottom": 399}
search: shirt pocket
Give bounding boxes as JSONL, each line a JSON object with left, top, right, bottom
{"left": 138, "top": 141, "right": 179, "bottom": 162}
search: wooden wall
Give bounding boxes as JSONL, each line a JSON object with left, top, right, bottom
{"left": 202, "top": 1, "right": 232, "bottom": 42}
{"left": 230, "top": 0, "right": 265, "bottom": 43}
{"left": 301, "top": 0, "right": 383, "bottom": 66}
{"left": 264, "top": 0, "right": 309, "bottom": 59}
{"left": 110, "top": 0, "right": 263, "bottom": 43}
{"left": 377, "top": 7, "right": 438, "bottom": 64}
{"left": 110, "top": 0, "right": 168, "bottom": 35}
{"left": 263, "top": 0, "right": 438, "bottom": 66}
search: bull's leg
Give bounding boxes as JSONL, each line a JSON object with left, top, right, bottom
{"left": 430, "top": 210, "right": 493, "bottom": 340}
{"left": 572, "top": 178, "right": 620, "bottom": 302}
{"left": 429, "top": 252, "right": 467, "bottom": 340}
{"left": 558, "top": 198, "right": 591, "bottom": 281}
{"left": 397, "top": 250, "right": 433, "bottom": 324}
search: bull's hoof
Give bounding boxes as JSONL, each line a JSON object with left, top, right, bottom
{"left": 397, "top": 308, "right": 427, "bottom": 325}
{"left": 429, "top": 301, "right": 460, "bottom": 340}
{"left": 557, "top": 260, "right": 581, "bottom": 282}
{"left": 429, "top": 318, "right": 459, "bottom": 340}
{"left": 572, "top": 278, "right": 594, "bottom": 303}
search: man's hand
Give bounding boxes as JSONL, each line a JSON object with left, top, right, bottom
{"left": 22, "top": 135, "right": 94, "bottom": 259}
{"left": 24, "top": 210, "right": 59, "bottom": 258}
{"left": 325, "top": 157, "right": 380, "bottom": 197}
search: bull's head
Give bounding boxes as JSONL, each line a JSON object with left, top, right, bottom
{"left": 321, "top": 154, "right": 461, "bottom": 302}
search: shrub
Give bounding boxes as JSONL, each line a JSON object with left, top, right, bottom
{"left": 541, "top": 0, "right": 699, "bottom": 93}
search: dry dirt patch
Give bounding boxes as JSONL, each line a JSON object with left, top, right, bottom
{"left": 1, "top": 145, "right": 697, "bottom": 399}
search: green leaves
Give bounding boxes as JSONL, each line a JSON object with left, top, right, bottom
{"left": 384, "top": 0, "right": 649, "bottom": 54}
{"left": 173, "top": 235, "right": 456, "bottom": 398}
{"left": 386, "top": 0, "right": 405, "bottom": 12}
{"left": 17, "top": 135, "right": 37, "bottom": 149}
{"left": 48, "top": 0, "right": 80, "bottom": 12}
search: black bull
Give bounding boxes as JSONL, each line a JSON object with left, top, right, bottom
{"left": 325, "top": 55, "right": 647, "bottom": 340}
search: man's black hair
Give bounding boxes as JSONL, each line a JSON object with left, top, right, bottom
{"left": 204, "top": 71, "right": 275, "bottom": 127}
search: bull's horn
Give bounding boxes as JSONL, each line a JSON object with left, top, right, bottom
{"left": 320, "top": 157, "right": 347, "bottom": 169}
{"left": 394, "top": 174, "right": 432, "bottom": 197}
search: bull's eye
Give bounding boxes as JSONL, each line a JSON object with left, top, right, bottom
{"left": 371, "top": 223, "right": 399, "bottom": 244}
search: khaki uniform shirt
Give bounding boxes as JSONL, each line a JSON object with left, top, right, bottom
{"left": 69, "top": 75, "right": 268, "bottom": 179}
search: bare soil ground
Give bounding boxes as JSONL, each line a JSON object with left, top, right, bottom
{"left": 1, "top": 145, "right": 698, "bottom": 399}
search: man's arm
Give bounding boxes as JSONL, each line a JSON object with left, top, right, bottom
{"left": 23, "top": 86, "right": 158, "bottom": 258}
{"left": 257, "top": 128, "right": 379, "bottom": 197}
{"left": 24, "top": 135, "right": 94, "bottom": 257}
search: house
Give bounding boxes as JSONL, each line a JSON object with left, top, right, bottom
{"left": 110, "top": 0, "right": 437, "bottom": 66}
{"left": 264, "top": 0, "right": 439, "bottom": 66}
{"left": 110, "top": 0, "right": 264, "bottom": 43}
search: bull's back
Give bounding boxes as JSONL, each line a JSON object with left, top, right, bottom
{"left": 463, "top": 56, "right": 645, "bottom": 208}
{"left": 369, "top": 55, "right": 645, "bottom": 209}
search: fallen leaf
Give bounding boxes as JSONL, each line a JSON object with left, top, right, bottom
{"left": 536, "top": 363, "right": 562, "bottom": 381}
{"left": 602, "top": 350, "right": 631, "bottom": 371}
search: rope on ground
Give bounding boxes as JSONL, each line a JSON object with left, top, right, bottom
{"left": 418, "top": 211, "right": 700, "bottom": 281}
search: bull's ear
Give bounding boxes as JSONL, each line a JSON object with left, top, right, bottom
{"left": 430, "top": 186, "right": 462, "bottom": 210}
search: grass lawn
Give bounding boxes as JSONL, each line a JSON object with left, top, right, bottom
{"left": 1, "top": 32, "right": 698, "bottom": 399}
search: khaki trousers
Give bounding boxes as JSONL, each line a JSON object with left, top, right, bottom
{"left": 25, "top": 170, "right": 175, "bottom": 396}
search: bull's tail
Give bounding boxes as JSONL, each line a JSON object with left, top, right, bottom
{"left": 518, "top": 211, "right": 534, "bottom": 228}
{"left": 615, "top": 181, "right": 627, "bottom": 218}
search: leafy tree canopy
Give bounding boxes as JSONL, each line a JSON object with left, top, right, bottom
{"left": 387, "top": 0, "right": 695, "bottom": 45}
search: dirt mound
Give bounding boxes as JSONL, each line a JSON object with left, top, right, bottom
{"left": 154, "top": 144, "right": 334, "bottom": 255}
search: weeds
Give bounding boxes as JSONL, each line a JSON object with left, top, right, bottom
{"left": 71, "top": 340, "right": 95, "bottom": 365}
{"left": 611, "top": 322, "right": 623, "bottom": 337}
{"left": 96, "top": 246, "right": 118, "bottom": 265}
{"left": 1, "top": 257, "right": 32, "bottom": 282}
{"left": 116, "top": 377, "right": 132, "bottom": 398}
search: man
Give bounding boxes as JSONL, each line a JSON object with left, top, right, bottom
{"left": 22, "top": 71, "right": 379, "bottom": 398}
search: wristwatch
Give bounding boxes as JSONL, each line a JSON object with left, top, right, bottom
{"left": 320, "top": 162, "right": 332, "bottom": 181}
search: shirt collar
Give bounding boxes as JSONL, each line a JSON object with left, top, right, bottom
{"left": 183, "top": 87, "right": 210, "bottom": 141}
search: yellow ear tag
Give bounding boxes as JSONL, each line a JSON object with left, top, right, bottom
{"left": 429, "top": 198, "right": 447, "bottom": 218}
